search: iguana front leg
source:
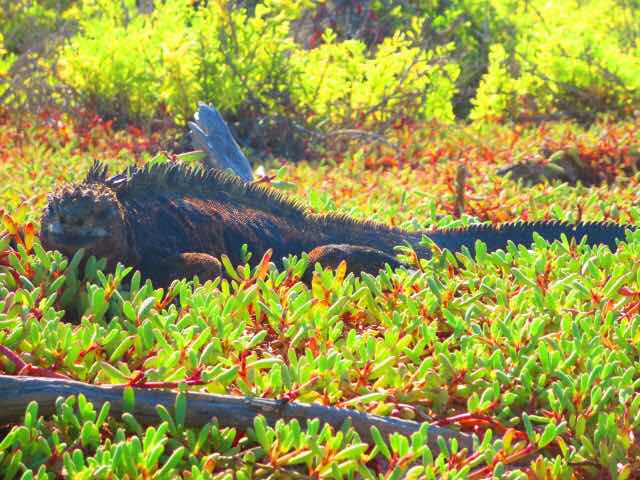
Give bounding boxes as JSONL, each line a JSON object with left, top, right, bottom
{"left": 303, "top": 244, "right": 401, "bottom": 283}
{"left": 145, "top": 252, "right": 223, "bottom": 287}
{"left": 145, "top": 246, "right": 399, "bottom": 287}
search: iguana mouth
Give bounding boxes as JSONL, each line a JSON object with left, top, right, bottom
{"left": 45, "top": 222, "right": 109, "bottom": 246}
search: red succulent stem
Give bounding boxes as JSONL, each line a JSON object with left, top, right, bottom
{"left": 468, "top": 442, "right": 537, "bottom": 479}
{"left": 0, "top": 344, "right": 71, "bottom": 379}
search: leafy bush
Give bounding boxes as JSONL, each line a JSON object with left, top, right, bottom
{"left": 0, "top": 32, "right": 16, "bottom": 80}
{"left": 471, "top": 0, "right": 640, "bottom": 122}
{"left": 4, "top": 0, "right": 640, "bottom": 127}
{"left": 0, "top": 0, "right": 73, "bottom": 54}
{"left": 57, "top": 0, "right": 460, "bottom": 131}
{"left": 290, "top": 25, "right": 459, "bottom": 125}
{"left": 0, "top": 1, "right": 77, "bottom": 114}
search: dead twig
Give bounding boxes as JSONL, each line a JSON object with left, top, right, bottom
{"left": 0, "top": 375, "right": 474, "bottom": 455}
{"left": 455, "top": 163, "right": 468, "bottom": 217}
{"left": 188, "top": 103, "right": 254, "bottom": 181}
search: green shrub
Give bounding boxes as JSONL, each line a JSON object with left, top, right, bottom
{"left": 471, "top": 0, "right": 640, "bottom": 122}
{"left": 0, "top": 32, "right": 16, "bottom": 78}
{"left": 5, "top": 0, "right": 640, "bottom": 126}
{"left": 57, "top": 0, "right": 460, "bottom": 128}
{"left": 290, "top": 24, "right": 459, "bottom": 125}
{"left": 0, "top": 0, "right": 72, "bottom": 54}
{"left": 58, "top": 0, "right": 187, "bottom": 122}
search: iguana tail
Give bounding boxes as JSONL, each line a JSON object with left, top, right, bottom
{"left": 316, "top": 218, "right": 633, "bottom": 260}
{"left": 426, "top": 221, "right": 633, "bottom": 256}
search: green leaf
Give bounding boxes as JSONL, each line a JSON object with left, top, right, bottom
{"left": 370, "top": 426, "right": 391, "bottom": 460}
{"left": 334, "top": 443, "right": 368, "bottom": 461}
{"left": 283, "top": 449, "right": 313, "bottom": 465}
{"left": 175, "top": 390, "right": 187, "bottom": 429}
{"left": 96, "top": 401, "right": 111, "bottom": 426}
{"left": 246, "top": 358, "right": 283, "bottom": 371}
{"left": 176, "top": 150, "right": 207, "bottom": 164}
{"left": 154, "top": 446, "right": 185, "bottom": 478}
{"left": 220, "top": 255, "right": 241, "bottom": 281}
{"left": 123, "top": 387, "right": 136, "bottom": 413}
{"left": 522, "top": 413, "right": 536, "bottom": 442}
{"left": 123, "top": 301, "right": 136, "bottom": 322}
{"left": 137, "top": 297, "right": 156, "bottom": 319}
{"left": 122, "top": 412, "right": 143, "bottom": 435}
{"left": 340, "top": 392, "right": 387, "bottom": 406}
{"left": 253, "top": 416, "right": 271, "bottom": 450}
{"left": 80, "top": 421, "right": 100, "bottom": 448}
{"left": 100, "top": 361, "right": 130, "bottom": 383}
{"left": 108, "top": 335, "right": 135, "bottom": 362}
{"left": 537, "top": 422, "right": 557, "bottom": 448}
{"left": 212, "top": 365, "right": 239, "bottom": 384}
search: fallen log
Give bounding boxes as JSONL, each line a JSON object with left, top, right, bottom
{"left": 0, "top": 375, "right": 474, "bottom": 454}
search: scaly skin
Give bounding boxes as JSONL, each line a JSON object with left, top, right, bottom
{"left": 40, "top": 161, "right": 635, "bottom": 287}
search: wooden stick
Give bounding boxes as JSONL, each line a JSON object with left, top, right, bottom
{"left": 188, "top": 103, "right": 254, "bottom": 182}
{"left": 455, "top": 163, "right": 468, "bottom": 218}
{"left": 0, "top": 375, "right": 474, "bottom": 453}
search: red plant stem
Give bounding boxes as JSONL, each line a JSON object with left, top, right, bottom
{"left": 436, "top": 412, "right": 502, "bottom": 429}
{"left": 468, "top": 443, "right": 537, "bottom": 479}
{"left": 455, "top": 449, "right": 483, "bottom": 469}
{"left": 107, "top": 378, "right": 205, "bottom": 389}
{"left": 279, "top": 375, "right": 320, "bottom": 402}
{"left": 0, "top": 344, "right": 27, "bottom": 370}
{"left": 0, "top": 345, "right": 27, "bottom": 371}
{"left": 0, "top": 345, "right": 70, "bottom": 379}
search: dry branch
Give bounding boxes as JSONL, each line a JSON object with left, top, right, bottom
{"left": 455, "top": 163, "right": 468, "bottom": 217}
{"left": 188, "top": 103, "right": 254, "bottom": 181}
{"left": 0, "top": 375, "right": 474, "bottom": 454}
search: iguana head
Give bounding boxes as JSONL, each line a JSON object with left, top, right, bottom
{"left": 40, "top": 181, "right": 130, "bottom": 269}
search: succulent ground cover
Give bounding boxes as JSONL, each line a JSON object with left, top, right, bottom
{"left": 2, "top": 112, "right": 640, "bottom": 478}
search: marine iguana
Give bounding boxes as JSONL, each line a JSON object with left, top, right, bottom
{"left": 497, "top": 150, "right": 602, "bottom": 186}
{"left": 40, "top": 160, "right": 634, "bottom": 287}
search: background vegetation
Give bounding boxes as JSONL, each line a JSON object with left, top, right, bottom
{"left": 2, "top": 0, "right": 640, "bottom": 478}
{"left": 2, "top": 0, "right": 640, "bottom": 156}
